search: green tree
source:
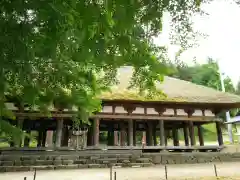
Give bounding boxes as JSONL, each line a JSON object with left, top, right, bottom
{"left": 169, "top": 57, "right": 237, "bottom": 119}
{"left": 171, "top": 58, "right": 236, "bottom": 93}
{"left": 235, "top": 79, "right": 240, "bottom": 95}
{"left": 0, "top": 0, "right": 202, "bottom": 142}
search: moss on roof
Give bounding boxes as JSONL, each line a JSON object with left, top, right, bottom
{"left": 100, "top": 90, "right": 188, "bottom": 102}
{"left": 100, "top": 66, "right": 240, "bottom": 104}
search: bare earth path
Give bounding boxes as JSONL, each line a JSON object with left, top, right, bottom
{"left": 1, "top": 162, "right": 240, "bottom": 180}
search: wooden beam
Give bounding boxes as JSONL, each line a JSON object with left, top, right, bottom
{"left": 101, "top": 99, "right": 240, "bottom": 110}
{"left": 92, "top": 113, "right": 218, "bottom": 122}
{"left": 13, "top": 110, "right": 218, "bottom": 122}
{"left": 14, "top": 111, "right": 74, "bottom": 118}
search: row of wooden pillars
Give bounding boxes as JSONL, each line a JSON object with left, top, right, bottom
{"left": 85, "top": 119, "right": 224, "bottom": 147}
{"left": 17, "top": 118, "right": 224, "bottom": 148}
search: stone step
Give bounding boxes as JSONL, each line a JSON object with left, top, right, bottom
{"left": 1, "top": 150, "right": 141, "bottom": 156}
{"left": 136, "top": 158, "right": 152, "bottom": 163}
{"left": 0, "top": 162, "right": 154, "bottom": 172}
{"left": 96, "top": 158, "right": 118, "bottom": 164}
{"left": 129, "top": 163, "right": 153, "bottom": 167}
{"left": 0, "top": 154, "right": 134, "bottom": 161}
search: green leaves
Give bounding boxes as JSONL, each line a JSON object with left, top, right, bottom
{"left": 171, "top": 57, "right": 236, "bottom": 93}
{"left": 0, "top": 118, "right": 23, "bottom": 145}
{"left": 0, "top": 0, "right": 202, "bottom": 138}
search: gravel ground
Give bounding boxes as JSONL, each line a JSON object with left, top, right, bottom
{"left": 1, "top": 162, "right": 240, "bottom": 180}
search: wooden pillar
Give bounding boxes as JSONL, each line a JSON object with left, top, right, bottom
{"left": 87, "top": 125, "right": 93, "bottom": 146}
{"left": 17, "top": 118, "right": 24, "bottom": 147}
{"left": 107, "top": 131, "right": 114, "bottom": 146}
{"left": 164, "top": 130, "right": 168, "bottom": 146}
{"left": 46, "top": 130, "right": 54, "bottom": 147}
{"left": 153, "top": 127, "right": 157, "bottom": 146}
{"left": 172, "top": 127, "right": 179, "bottom": 146}
{"left": 93, "top": 118, "right": 100, "bottom": 146}
{"left": 128, "top": 119, "right": 133, "bottom": 146}
{"left": 197, "top": 125, "right": 204, "bottom": 146}
{"left": 216, "top": 122, "right": 223, "bottom": 146}
{"left": 55, "top": 118, "right": 63, "bottom": 148}
{"left": 142, "top": 131, "right": 146, "bottom": 146}
{"left": 189, "top": 121, "right": 196, "bottom": 146}
{"left": 62, "top": 126, "right": 69, "bottom": 147}
{"left": 114, "top": 131, "right": 119, "bottom": 146}
{"left": 133, "top": 120, "right": 136, "bottom": 146}
{"left": 24, "top": 129, "right": 31, "bottom": 147}
{"left": 120, "top": 122, "right": 126, "bottom": 146}
{"left": 146, "top": 122, "right": 153, "bottom": 146}
{"left": 183, "top": 122, "right": 189, "bottom": 146}
{"left": 107, "top": 124, "right": 114, "bottom": 146}
{"left": 41, "top": 130, "right": 47, "bottom": 147}
{"left": 37, "top": 130, "right": 43, "bottom": 147}
{"left": 159, "top": 120, "right": 165, "bottom": 146}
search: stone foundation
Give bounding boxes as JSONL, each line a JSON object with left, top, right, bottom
{"left": 143, "top": 152, "right": 240, "bottom": 164}
{"left": 1, "top": 150, "right": 240, "bottom": 172}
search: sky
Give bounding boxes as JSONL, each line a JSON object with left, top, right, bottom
{"left": 154, "top": 0, "right": 240, "bottom": 87}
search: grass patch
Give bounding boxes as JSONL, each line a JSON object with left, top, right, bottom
{"left": 202, "top": 124, "right": 217, "bottom": 141}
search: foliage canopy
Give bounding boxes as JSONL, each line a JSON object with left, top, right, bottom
{"left": 0, "top": 0, "right": 202, "bottom": 142}
{"left": 0, "top": 0, "right": 201, "bottom": 114}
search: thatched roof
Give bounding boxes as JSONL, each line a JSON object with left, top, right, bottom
{"left": 100, "top": 66, "right": 240, "bottom": 104}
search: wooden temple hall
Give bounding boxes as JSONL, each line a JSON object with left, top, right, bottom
{"left": 3, "top": 67, "right": 240, "bottom": 152}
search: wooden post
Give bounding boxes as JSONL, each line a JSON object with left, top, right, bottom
{"left": 107, "top": 124, "right": 114, "bottom": 146}
{"left": 189, "top": 121, "right": 196, "bottom": 146}
{"left": 183, "top": 123, "right": 189, "bottom": 146}
{"left": 46, "top": 130, "right": 54, "bottom": 147}
{"left": 87, "top": 125, "right": 93, "bottom": 146}
{"left": 197, "top": 125, "right": 204, "bottom": 146}
{"left": 142, "top": 131, "right": 146, "bottom": 146}
{"left": 62, "top": 126, "right": 69, "bottom": 147}
{"left": 146, "top": 122, "right": 153, "bottom": 146}
{"left": 37, "top": 130, "right": 43, "bottom": 147}
{"left": 128, "top": 119, "right": 133, "bottom": 146}
{"left": 120, "top": 122, "right": 126, "bottom": 146}
{"left": 107, "top": 131, "right": 114, "bottom": 146}
{"left": 159, "top": 120, "right": 165, "bottom": 146}
{"left": 114, "top": 131, "right": 119, "bottom": 146}
{"left": 55, "top": 118, "right": 63, "bottom": 148}
{"left": 153, "top": 127, "right": 157, "bottom": 146}
{"left": 17, "top": 118, "right": 24, "bottom": 147}
{"left": 172, "top": 127, "right": 179, "bottom": 146}
{"left": 216, "top": 122, "right": 223, "bottom": 146}
{"left": 164, "top": 131, "right": 168, "bottom": 146}
{"left": 93, "top": 118, "right": 100, "bottom": 147}
{"left": 41, "top": 130, "right": 47, "bottom": 147}
{"left": 133, "top": 120, "right": 136, "bottom": 146}
{"left": 24, "top": 129, "right": 31, "bottom": 147}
